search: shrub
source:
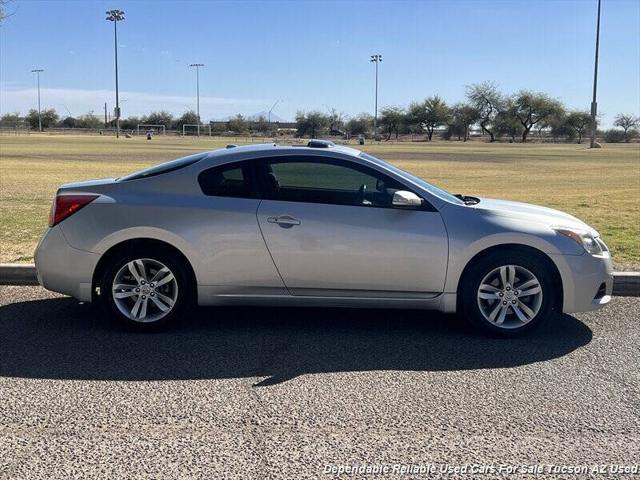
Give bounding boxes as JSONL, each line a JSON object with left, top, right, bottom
{"left": 603, "top": 129, "right": 627, "bottom": 143}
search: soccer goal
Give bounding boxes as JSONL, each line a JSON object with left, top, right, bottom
{"left": 137, "top": 124, "right": 166, "bottom": 135}
{"left": 182, "top": 124, "right": 211, "bottom": 136}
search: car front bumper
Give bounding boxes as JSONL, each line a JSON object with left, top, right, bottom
{"left": 551, "top": 251, "right": 614, "bottom": 314}
{"left": 34, "top": 226, "right": 100, "bottom": 302}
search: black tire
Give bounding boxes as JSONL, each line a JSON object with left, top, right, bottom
{"left": 460, "top": 249, "right": 558, "bottom": 337}
{"left": 99, "top": 247, "right": 192, "bottom": 331}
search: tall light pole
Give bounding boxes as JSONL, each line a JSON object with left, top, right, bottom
{"left": 189, "top": 63, "right": 205, "bottom": 136}
{"left": 106, "top": 9, "right": 125, "bottom": 138}
{"left": 31, "top": 69, "right": 44, "bottom": 132}
{"left": 590, "top": 0, "right": 602, "bottom": 148}
{"left": 370, "top": 54, "right": 382, "bottom": 140}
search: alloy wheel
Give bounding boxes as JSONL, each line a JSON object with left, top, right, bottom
{"left": 476, "top": 264, "right": 543, "bottom": 329}
{"left": 111, "top": 258, "right": 178, "bottom": 323}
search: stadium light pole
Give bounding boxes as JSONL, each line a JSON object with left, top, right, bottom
{"left": 189, "top": 63, "right": 205, "bottom": 136}
{"left": 31, "top": 69, "right": 44, "bottom": 132}
{"left": 370, "top": 54, "right": 382, "bottom": 140}
{"left": 106, "top": 9, "right": 125, "bottom": 139}
{"left": 589, "top": 0, "right": 601, "bottom": 148}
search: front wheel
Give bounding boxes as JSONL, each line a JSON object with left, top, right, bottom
{"left": 100, "top": 251, "right": 191, "bottom": 331}
{"left": 461, "top": 252, "right": 556, "bottom": 336}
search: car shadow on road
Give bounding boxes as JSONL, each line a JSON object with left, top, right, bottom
{"left": 0, "top": 297, "right": 592, "bottom": 386}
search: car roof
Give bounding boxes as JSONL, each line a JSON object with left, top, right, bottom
{"left": 202, "top": 142, "right": 362, "bottom": 161}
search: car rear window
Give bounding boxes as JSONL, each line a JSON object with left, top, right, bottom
{"left": 198, "top": 161, "right": 258, "bottom": 198}
{"left": 118, "top": 152, "right": 207, "bottom": 182}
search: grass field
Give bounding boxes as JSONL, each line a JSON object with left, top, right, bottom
{"left": 1, "top": 134, "right": 639, "bottom": 269}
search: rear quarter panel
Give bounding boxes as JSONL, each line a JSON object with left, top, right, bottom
{"left": 59, "top": 172, "right": 284, "bottom": 290}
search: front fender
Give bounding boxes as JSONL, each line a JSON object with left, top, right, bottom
{"left": 440, "top": 203, "right": 584, "bottom": 294}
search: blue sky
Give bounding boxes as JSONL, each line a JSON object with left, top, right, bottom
{"left": 1, "top": 0, "right": 638, "bottom": 126}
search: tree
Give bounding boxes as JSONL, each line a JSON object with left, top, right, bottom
{"left": 175, "top": 110, "right": 199, "bottom": 131}
{"left": 466, "top": 81, "right": 503, "bottom": 142}
{"left": 407, "top": 96, "right": 450, "bottom": 141}
{"left": 493, "top": 99, "right": 522, "bottom": 142}
{"left": 60, "top": 116, "right": 77, "bottom": 128}
{"left": 76, "top": 113, "right": 102, "bottom": 129}
{"left": 326, "top": 108, "right": 345, "bottom": 131}
{"left": 613, "top": 114, "right": 639, "bottom": 142}
{"left": 565, "top": 111, "right": 592, "bottom": 143}
{"left": 142, "top": 110, "right": 174, "bottom": 129}
{"left": 345, "top": 113, "right": 373, "bottom": 136}
{"left": 512, "top": 90, "right": 564, "bottom": 142}
{"left": 446, "top": 103, "right": 480, "bottom": 141}
{"left": 252, "top": 114, "right": 269, "bottom": 133}
{"left": 549, "top": 114, "right": 573, "bottom": 141}
{"left": 0, "top": 112, "right": 23, "bottom": 127}
{"left": 295, "top": 110, "right": 329, "bottom": 138}
{"left": 378, "top": 106, "right": 405, "bottom": 140}
{"left": 226, "top": 114, "right": 248, "bottom": 134}
{"left": 120, "top": 116, "right": 140, "bottom": 130}
{"left": 26, "top": 108, "right": 59, "bottom": 130}
{"left": 603, "top": 129, "right": 629, "bottom": 143}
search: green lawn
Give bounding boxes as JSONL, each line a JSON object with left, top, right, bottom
{"left": 1, "top": 134, "right": 638, "bottom": 269}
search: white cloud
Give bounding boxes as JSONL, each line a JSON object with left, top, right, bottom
{"left": 0, "top": 87, "right": 266, "bottom": 120}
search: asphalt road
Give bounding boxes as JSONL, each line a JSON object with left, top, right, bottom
{"left": 1, "top": 287, "right": 638, "bottom": 479}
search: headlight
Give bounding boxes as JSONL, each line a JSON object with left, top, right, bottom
{"left": 553, "top": 227, "right": 604, "bottom": 255}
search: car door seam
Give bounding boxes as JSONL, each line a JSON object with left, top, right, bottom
{"left": 255, "top": 199, "right": 292, "bottom": 295}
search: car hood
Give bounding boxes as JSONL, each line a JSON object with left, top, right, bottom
{"left": 473, "top": 198, "right": 597, "bottom": 235}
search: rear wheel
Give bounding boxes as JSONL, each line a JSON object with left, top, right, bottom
{"left": 100, "top": 251, "right": 191, "bottom": 331}
{"left": 461, "top": 251, "right": 556, "bottom": 336}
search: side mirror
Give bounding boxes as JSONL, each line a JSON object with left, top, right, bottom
{"left": 392, "top": 190, "right": 423, "bottom": 207}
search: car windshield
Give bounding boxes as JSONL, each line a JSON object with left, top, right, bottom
{"left": 359, "top": 152, "right": 465, "bottom": 205}
{"left": 118, "top": 152, "right": 208, "bottom": 182}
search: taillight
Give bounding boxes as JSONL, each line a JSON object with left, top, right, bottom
{"left": 49, "top": 194, "right": 99, "bottom": 227}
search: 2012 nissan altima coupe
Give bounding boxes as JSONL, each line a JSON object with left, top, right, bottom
{"left": 35, "top": 140, "right": 613, "bottom": 335}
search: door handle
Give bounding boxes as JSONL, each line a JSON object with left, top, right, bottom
{"left": 267, "top": 215, "right": 301, "bottom": 228}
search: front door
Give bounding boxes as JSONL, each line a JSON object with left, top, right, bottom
{"left": 255, "top": 156, "right": 448, "bottom": 297}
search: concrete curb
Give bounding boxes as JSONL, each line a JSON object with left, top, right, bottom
{"left": 0, "top": 264, "right": 39, "bottom": 286}
{"left": 1, "top": 263, "right": 639, "bottom": 297}
{"left": 611, "top": 272, "right": 640, "bottom": 297}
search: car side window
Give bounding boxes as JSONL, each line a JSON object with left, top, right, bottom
{"left": 198, "top": 162, "right": 258, "bottom": 198}
{"left": 262, "top": 156, "right": 415, "bottom": 208}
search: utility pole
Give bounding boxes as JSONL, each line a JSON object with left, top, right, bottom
{"left": 189, "top": 63, "right": 205, "bottom": 136}
{"left": 370, "top": 54, "right": 382, "bottom": 140}
{"left": 590, "top": 0, "right": 601, "bottom": 148}
{"left": 104, "top": 102, "right": 108, "bottom": 127}
{"left": 106, "top": 9, "right": 125, "bottom": 138}
{"left": 31, "top": 69, "right": 44, "bottom": 132}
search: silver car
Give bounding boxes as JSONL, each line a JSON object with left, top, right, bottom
{"left": 35, "top": 140, "right": 613, "bottom": 335}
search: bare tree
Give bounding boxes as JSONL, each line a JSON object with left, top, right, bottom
{"left": 613, "top": 114, "right": 640, "bottom": 142}
{"left": 466, "top": 81, "right": 503, "bottom": 142}
{"left": 326, "top": 108, "right": 345, "bottom": 131}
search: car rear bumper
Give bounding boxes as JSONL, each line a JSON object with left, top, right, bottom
{"left": 551, "top": 251, "right": 613, "bottom": 314}
{"left": 34, "top": 226, "right": 100, "bottom": 302}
